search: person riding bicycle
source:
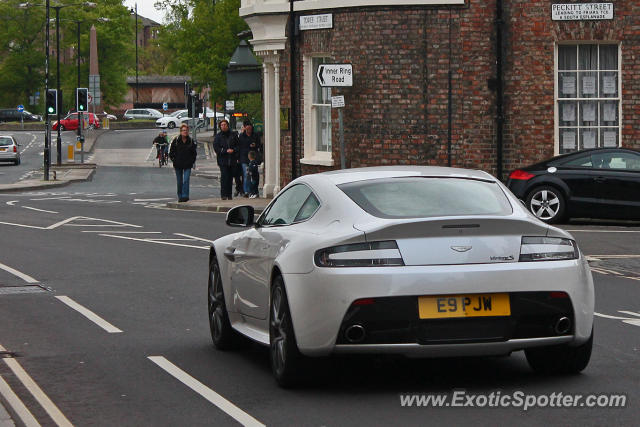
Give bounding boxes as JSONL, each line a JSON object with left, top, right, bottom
{"left": 153, "top": 130, "right": 169, "bottom": 163}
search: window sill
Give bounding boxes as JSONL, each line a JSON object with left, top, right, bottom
{"left": 300, "top": 155, "right": 334, "bottom": 167}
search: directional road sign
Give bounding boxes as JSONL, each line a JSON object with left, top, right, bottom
{"left": 17, "top": 105, "right": 24, "bottom": 112}
{"left": 317, "top": 64, "right": 353, "bottom": 87}
{"left": 163, "top": 102, "right": 168, "bottom": 111}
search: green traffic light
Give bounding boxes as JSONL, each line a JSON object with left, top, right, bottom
{"left": 80, "top": 106, "right": 84, "bottom": 111}
{"left": 48, "top": 107, "right": 54, "bottom": 113}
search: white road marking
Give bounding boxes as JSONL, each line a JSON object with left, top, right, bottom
{"left": 0, "top": 343, "right": 72, "bottom": 427}
{"left": 587, "top": 254, "right": 640, "bottom": 258}
{"left": 29, "top": 196, "right": 72, "bottom": 201}
{"left": 174, "top": 233, "right": 216, "bottom": 244}
{"left": 0, "top": 374, "right": 40, "bottom": 427}
{"left": 0, "top": 262, "right": 39, "bottom": 283}
{"left": 6, "top": 200, "right": 18, "bottom": 206}
{"left": 594, "top": 312, "right": 629, "bottom": 320}
{"left": 98, "top": 233, "right": 209, "bottom": 250}
{"left": 133, "top": 198, "right": 173, "bottom": 202}
{"left": 65, "top": 224, "right": 135, "bottom": 227}
{"left": 618, "top": 310, "right": 640, "bottom": 318}
{"left": 55, "top": 296, "right": 123, "bottom": 333}
{"left": 22, "top": 206, "right": 59, "bottom": 214}
{"left": 148, "top": 356, "right": 264, "bottom": 427}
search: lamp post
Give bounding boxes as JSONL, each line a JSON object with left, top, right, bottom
{"left": 131, "top": 3, "right": 139, "bottom": 105}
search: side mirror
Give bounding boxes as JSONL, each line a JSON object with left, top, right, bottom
{"left": 226, "top": 205, "right": 255, "bottom": 227}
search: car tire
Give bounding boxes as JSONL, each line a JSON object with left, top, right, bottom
{"left": 167, "top": 122, "right": 176, "bottom": 129}
{"left": 270, "top": 275, "right": 307, "bottom": 387}
{"left": 525, "top": 185, "right": 566, "bottom": 224}
{"left": 14, "top": 158, "right": 20, "bottom": 165}
{"left": 525, "top": 329, "right": 593, "bottom": 374}
{"left": 208, "top": 256, "right": 235, "bottom": 350}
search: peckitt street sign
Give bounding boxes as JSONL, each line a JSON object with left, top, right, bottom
{"left": 317, "top": 64, "right": 353, "bottom": 87}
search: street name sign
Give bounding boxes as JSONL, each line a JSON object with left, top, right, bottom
{"left": 317, "top": 64, "right": 353, "bottom": 87}
{"left": 552, "top": 3, "right": 613, "bottom": 20}
{"left": 300, "top": 14, "right": 333, "bottom": 31}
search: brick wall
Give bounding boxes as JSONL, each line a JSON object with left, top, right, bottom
{"left": 276, "top": 1, "right": 640, "bottom": 187}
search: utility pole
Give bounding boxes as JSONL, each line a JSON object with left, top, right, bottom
{"left": 44, "top": 0, "right": 51, "bottom": 181}
{"left": 56, "top": 6, "right": 62, "bottom": 165}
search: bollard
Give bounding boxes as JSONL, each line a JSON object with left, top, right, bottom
{"left": 67, "top": 144, "right": 75, "bottom": 162}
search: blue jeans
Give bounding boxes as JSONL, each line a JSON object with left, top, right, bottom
{"left": 241, "top": 163, "right": 251, "bottom": 195}
{"left": 174, "top": 168, "right": 191, "bottom": 199}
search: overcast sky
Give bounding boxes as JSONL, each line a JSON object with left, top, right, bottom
{"left": 123, "top": 0, "right": 167, "bottom": 25}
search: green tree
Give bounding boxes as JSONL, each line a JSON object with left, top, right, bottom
{"left": 0, "top": 0, "right": 134, "bottom": 114}
{"left": 157, "top": 0, "right": 257, "bottom": 108}
{"left": 0, "top": 1, "right": 47, "bottom": 112}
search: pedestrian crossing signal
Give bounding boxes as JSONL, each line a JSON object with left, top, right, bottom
{"left": 46, "top": 89, "right": 58, "bottom": 115}
{"left": 76, "top": 88, "right": 88, "bottom": 112}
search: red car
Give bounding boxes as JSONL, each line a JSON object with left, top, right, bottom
{"left": 52, "top": 112, "right": 100, "bottom": 131}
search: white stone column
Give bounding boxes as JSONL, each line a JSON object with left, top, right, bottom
{"left": 262, "top": 62, "right": 276, "bottom": 197}
{"left": 273, "top": 62, "right": 281, "bottom": 194}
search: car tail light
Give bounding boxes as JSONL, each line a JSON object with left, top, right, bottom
{"left": 314, "top": 240, "right": 404, "bottom": 267}
{"left": 519, "top": 237, "right": 579, "bottom": 262}
{"left": 509, "top": 169, "right": 535, "bottom": 180}
{"left": 549, "top": 291, "right": 569, "bottom": 298}
{"left": 13, "top": 146, "right": 17, "bottom": 152}
{"left": 352, "top": 298, "right": 375, "bottom": 306}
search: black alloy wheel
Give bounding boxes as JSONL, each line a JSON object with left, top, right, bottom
{"left": 167, "top": 121, "right": 176, "bottom": 129}
{"left": 270, "top": 276, "right": 306, "bottom": 387}
{"left": 208, "top": 256, "right": 235, "bottom": 349}
{"left": 525, "top": 329, "right": 593, "bottom": 374}
{"left": 526, "top": 185, "right": 566, "bottom": 224}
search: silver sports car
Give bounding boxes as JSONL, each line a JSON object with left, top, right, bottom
{"left": 208, "top": 166, "right": 594, "bottom": 386}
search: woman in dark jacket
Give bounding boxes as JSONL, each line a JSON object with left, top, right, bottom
{"left": 213, "top": 119, "right": 239, "bottom": 200}
{"left": 169, "top": 123, "right": 197, "bottom": 202}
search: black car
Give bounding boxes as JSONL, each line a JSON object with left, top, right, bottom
{"left": 507, "top": 148, "right": 640, "bottom": 223}
{"left": 0, "top": 109, "right": 42, "bottom": 123}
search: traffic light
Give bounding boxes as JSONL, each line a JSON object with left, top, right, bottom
{"left": 76, "top": 88, "right": 88, "bottom": 112}
{"left": 46, "top": 89, "right": 58, "bottom": 116}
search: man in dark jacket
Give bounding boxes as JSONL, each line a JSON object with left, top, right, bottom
{"left": 237, "top": 120, "right": 263, "bottom": 197}
{"left": 213, "top": 119, "right": 239, "bottom": 200}
{"left": 169, "top": 123, "right": 197, "bottom": 202}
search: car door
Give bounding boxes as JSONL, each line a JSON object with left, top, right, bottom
{"left": 230, "top": 184, "right": 320, "bottom": 319}
{"left": 555, "top": 154, "right": 599, "bottom": 216}
{"left": 591, "top": 151, "right": 640, "bottom": 218}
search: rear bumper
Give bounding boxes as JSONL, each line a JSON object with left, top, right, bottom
{"left": 333, "top": 336, "right": 574, "bottom": 357}
{"left": 0, "top": 152, "right": 19, "bottom": 161}
{"left": 282, "top": 257, "right": 594, "bottom": 357}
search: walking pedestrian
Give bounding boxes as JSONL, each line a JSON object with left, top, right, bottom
{"left": 213, "top": 119, "right": 239, "bottom": 200}
{"left": 169, "top": 123, "right": 197, "bottom": 202}
{"left": 238, "top": 120, "right": 263, "bottom": 197}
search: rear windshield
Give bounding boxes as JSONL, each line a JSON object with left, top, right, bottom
{"left": 338, "top": 177, "right": 513, "bottom": 219}
{"left": 0, "top": 137, "right": 13, "bottom": 146}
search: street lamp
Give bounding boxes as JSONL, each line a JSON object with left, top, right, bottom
{"left": 130, "top": 4, "right": 138, "bottom": 105}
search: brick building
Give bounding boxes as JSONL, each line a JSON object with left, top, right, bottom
{"left": 240, "top": 1, "right": 636, "bottom": 197}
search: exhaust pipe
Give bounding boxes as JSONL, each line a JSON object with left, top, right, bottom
{"left": 554, "top": 317, "right": 571, "bottom": 335}
{"left": 344, "top": 324, "right": 366, "bottom": 343}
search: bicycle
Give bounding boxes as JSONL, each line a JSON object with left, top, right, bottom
{"left": 155, "top": 143, "right": 168, "bottom": 167}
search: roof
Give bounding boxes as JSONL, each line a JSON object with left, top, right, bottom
{"left": 136, "top": 14, "right": 161, "bottom": 27}
{"left": 309, "top": 166, "right": 495, "bottom": 186}
{"left": 126, "top": 75, "right": 190, "bottom": 85}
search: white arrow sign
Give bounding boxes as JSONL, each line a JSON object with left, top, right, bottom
{"left": 317, "top": 64, "right": 353, "bottom": 87}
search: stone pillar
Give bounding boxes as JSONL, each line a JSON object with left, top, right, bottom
{"left": 273, "top": 62, "right": 281, "bottom": 194}
{"left": 262, "top": 62, "right": 276, "bottom": 197}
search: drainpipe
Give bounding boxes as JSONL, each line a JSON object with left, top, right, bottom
{"left": 289, "top": 0, "right": 298, "bottom": 180}
{"left": 495, "top": 0, "right": 505, "bottom": 180}
{"left": 447, "top": 8, "right": 453, "bottom": 167}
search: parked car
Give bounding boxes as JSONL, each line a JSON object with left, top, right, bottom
{"left": 208, "top": 166, "right": 594, "bottom": 386}
{"left": 0, "top": 135, "right": 21, "bottom": 165}
{"left": 507, "top": 148, "right": 640, "bottom": 223}
{"left": 155, "top": 110, "right": 190, "bottom": 129}
{"left": 0, "top": 109, "right": 41, "bottom": 123}
{"left": 123, "top": 108, "right": 163, "bottom": 120}
{"left": 52, "top": 112, "right": 100, "bottom": 131}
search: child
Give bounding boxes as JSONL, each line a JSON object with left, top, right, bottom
{"left": 248, "top": 151, "right": 260, "bottom": 198}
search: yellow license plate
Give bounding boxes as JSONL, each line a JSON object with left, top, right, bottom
{"left": 0, "top": 148, "right": 6, "bottom": 152}
{"left": 418, "top": 293, "right": 510, "bottom": 319}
